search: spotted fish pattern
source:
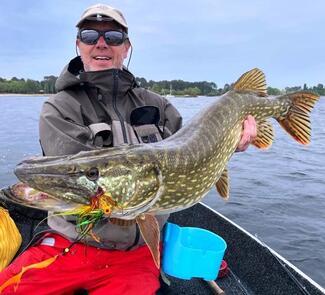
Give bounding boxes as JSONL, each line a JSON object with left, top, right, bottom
{"left": 4, "top": 68, "right": 319, "bottom": 220}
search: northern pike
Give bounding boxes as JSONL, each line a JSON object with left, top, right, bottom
{"left": 0, "top": 68, "right": 319, "bottom": 267}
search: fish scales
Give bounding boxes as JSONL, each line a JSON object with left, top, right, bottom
{"left": 1, "top": 68, "right": 319, "bottom": 269}
{"left": 2, "top": 69, "right": 319, "bottom": 220}
{"left": 147, "top": 94, "right": 277, "bottom": 208}
{"left": 0, "top": 69, "right": 319, "bottom": 268}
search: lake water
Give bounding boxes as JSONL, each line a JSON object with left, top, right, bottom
{"left": 0, "top": 95, "right": 324, "bottom": 287}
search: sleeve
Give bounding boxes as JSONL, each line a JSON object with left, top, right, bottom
{"left": 162, "top": 99, "right": 183, "bottom": 138}
{"left": 39, "top": 101, "right": 97, "bottom": 156}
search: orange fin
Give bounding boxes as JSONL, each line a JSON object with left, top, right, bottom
{"left": 0, "top": 255, "right": 58, "bottom": 292}
{"left": 136, "top": 214, "right": 160, "bottom": 269}
{"left": 215, "top": 167, "right": 229, "bottom": 199}
{"left": 252, "top": 119, "right": 274, "bottom": 149}
{"left": 277, "top": 91, "right": 319, "bottom": 144}
{"left": 233, "top": 68, "right": 267, "bottom": 96}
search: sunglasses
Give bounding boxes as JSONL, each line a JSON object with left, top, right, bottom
{"left": 78, "top": 29, "right": 128, "bottom": 46}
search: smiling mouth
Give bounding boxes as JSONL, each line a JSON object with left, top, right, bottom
{"left": 94, "top": 56, "right": 111, "bottom": 61}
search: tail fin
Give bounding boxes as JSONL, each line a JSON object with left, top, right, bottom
{"left": 277, "top": 91, "right": 319, "bottom": 144}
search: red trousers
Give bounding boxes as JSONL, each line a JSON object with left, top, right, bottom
{"left": 0, "top": 234, "right": 160, "bottom": 295}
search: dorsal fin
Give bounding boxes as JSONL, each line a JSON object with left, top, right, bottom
{"left": 233, "top": 68, "right": 267, "bottom": 97}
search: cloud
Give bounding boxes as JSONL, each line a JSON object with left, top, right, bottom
{"left": 0, "top": 0, "right": 324, "bottom": 87}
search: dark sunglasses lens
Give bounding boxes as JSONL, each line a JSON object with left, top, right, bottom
{"left": 104, "top": 31, "right": 125, "bottom": 45}
{"left": 80, "top": 30, "right": 99, "bottom": 44}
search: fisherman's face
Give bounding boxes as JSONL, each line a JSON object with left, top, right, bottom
{"left": 77, "top": 21, "right": 130, "bottom": 72}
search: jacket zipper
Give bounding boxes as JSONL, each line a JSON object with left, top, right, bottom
{"left": 100, "top": 71, "right": 140, "bottom": 249}
{"left": 113, "top": 70, "right": 141, "bottom": 249}
{"left": 112, "top": 70, "right": 128, "bottom": 144}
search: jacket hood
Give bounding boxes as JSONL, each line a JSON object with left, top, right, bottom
{"left": 55, "top": 56, "right": 137, "bottom": 93}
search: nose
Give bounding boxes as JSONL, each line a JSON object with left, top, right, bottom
{"left": 96, "top": 36, "right": 108, "bottom": 48}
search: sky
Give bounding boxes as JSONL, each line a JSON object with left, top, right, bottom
{"left": 0, "top": 0, "right": 324, "bottom": 89}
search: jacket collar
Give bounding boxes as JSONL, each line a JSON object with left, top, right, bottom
{"left": 55, "top": 56, "right": 137, "bottom": 95}
{"left": 79, "top": 67, "right": 136, "bottom": 95}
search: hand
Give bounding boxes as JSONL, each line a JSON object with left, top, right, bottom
{"left": 236, "top": 115, "right": 257, "bottom": 152}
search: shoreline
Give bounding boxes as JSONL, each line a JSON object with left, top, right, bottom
{"left": 0, "top": 93, "right": 52, "bottom": 97}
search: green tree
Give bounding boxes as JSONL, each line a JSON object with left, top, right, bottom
{"left": 285, "top": 86, "right": 302, "bottom": 93}
{"left": 267, "top": 87, "right": 282, "bottom": 95}
{"left": 184, "top": 87, "right": 201, "bottom": 96}
{"left": 42, "top": 76, "right": 57, "bottom": 93}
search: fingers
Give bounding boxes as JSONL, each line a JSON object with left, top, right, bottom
{"left": 236, "top": 115, "right": 257, "bottom": 152}
{"left": 246, "top": 115, "right": 257, "bottom": 138}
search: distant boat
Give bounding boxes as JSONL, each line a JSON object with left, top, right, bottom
{"left": 165, "top": 84, "right": 175, "bottom": 98}
{"left": 165, "top": 94, "right": 175, "bottom": 99}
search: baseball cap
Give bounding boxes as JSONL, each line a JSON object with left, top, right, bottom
{"left": 76, "top": 3, "right": 128, "bottom": 32}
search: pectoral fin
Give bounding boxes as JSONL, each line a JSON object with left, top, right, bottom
{"left": 136, "top": 214, "right": 161, "bottom": 268}
{"left": 215, "top": 167, "right": 229, "bottom": 199}
{"left": 252, "top": 119, "right": 274, "bottom": 149}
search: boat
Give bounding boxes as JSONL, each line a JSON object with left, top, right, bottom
{"left": 2, "top": 200, "right": 325, "bottom": 294}
{"left": 165, "top": 203, "right": 325, "bottom": 295}
{"left": 165, "top": 84, "right": 175, "bottom": 99}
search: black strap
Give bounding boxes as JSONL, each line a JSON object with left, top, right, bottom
{"left": 126, "top": 224, "right": 140, "bottom": 251}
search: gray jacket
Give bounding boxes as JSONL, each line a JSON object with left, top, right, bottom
{"left": 39, "top": 56, "right": 182, "bottom": 250}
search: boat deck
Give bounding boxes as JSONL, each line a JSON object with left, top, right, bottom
{"left": 167, "top": 203, "right": 324, "bottom": 295}
{"left": 3, "top": 200, "right": 324, "bottom": 295}
{"left": 160, "top": 271, "right": 251, "bottom": 294}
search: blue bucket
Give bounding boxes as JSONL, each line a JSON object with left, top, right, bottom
{"left": 162, "top": 222, "right": 227, "bottom": 280}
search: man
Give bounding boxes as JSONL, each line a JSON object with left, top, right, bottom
{"left": 0, "top": 4, "right": 256, "bottom": 294}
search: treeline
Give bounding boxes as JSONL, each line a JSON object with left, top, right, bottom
{"left": 135, "top": 78, "right": 219, "bottom": 96}
{"left": 0, "top": 76, "right": 57, "bottom": 94}
{"left": 1, "top": 76, "right": 324, "bottom": 96}
{"left": 267, "top": 84, "right": 325, "bottom": 96}
{"left": 136, "top": 78, "right": 325, "bottom": 96}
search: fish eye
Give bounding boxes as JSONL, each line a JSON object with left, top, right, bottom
{"left": 85, "top": 167, "right": 99, "bottom": 181}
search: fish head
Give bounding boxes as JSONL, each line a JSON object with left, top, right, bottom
{"left": 14, "top": 153, "right": 98, "bottom": 205}
{"left": 14, "top": 147, "right": 162, "bottom": 218}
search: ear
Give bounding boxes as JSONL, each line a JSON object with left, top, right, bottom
{"left": 123, "top": 40, "right": 131, "bottom": 59}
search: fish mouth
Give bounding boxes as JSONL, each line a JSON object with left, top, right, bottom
{"left": 15, "top": 155, "right": 82, "bottom": 178}
{"left": 0, "top": 183, "right": 83, "bottom": 212}
{"left": 14, "top": 158, "right": 95, "bottom": 205}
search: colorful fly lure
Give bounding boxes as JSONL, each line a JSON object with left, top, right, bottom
{"left": 59, "top": 187, "right": 119, "bottom": 241}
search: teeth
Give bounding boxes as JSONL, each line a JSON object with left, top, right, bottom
{"left": 94, "top": 56, "right": 110, "bottom": 60}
